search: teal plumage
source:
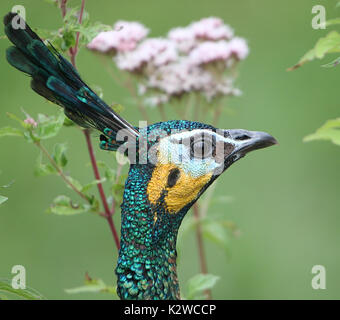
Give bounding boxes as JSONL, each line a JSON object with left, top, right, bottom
{"left": 117, "top": 121, "right": 214, "bottom": 300}
{"left": 4, "top": 12, "right": 138, "bottom": 142}
{"left": 4, "top": 13, "right": 277, "bottom": 300}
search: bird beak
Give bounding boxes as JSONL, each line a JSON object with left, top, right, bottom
{"left": 219, "top": 129, "right": 278, "bottom": 172}
{"left": 227, "top": 129, "right": 278, "bottom": 156}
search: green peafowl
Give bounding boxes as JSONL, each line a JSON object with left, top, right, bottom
{"left": 4, "top": 12, "right": 277, "bottom": 300}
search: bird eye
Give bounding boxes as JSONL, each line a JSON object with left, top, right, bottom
{"left": 190, "top": 139, "right": 214, "bottom": 159}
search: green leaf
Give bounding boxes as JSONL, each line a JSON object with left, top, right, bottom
{"left": 53, "top": 143, "right": 68, "bottom": 168}
{"left": 91, "top": 85, "right": 104, "bottom": 99}
{"left": 289, "top": 31, "right": 340, "bottom": 70}
{"left": 36, "top": 112, "right": 65, "bottom": 140}
{"left": 0, "top": 180, "right": 14, "bottom": 189}
{"left": 40, "top": 29, "right": 64, "bottom": 53}
{"left": 88, "top": 196, "right": 100, "bottom": 213}
{"left": 66, "top": 176, "right": 83, "bottom": 192}
{"left": 81, "top": 178, "right": 106, "bottom": 193}
{"left": 315, "top": 31, "right": 340, "bottom": 58}
{"left": 74, "top": 21, "right": 112, "bottom": 47}
{"left": 326, "top": 18, "right": 340, "bottom": 26}
{"left": 62, "top": 29, "right": 76, "bottom": 50}
{"left": 0, "top": 280, "right": 45, "bottom": 300}
{"left": 111, "top": 103, "right": 125, "bottom": 114}
{"left": 63, "top": 6, "right": 80, "bottom": 23}
{"left": 47, "top": 195, "right": 90, "bottom": 215}
{"left": 0, "top": 126, "right": 23, "bottom": 138}
{"left": 41, "top": 6, "right": 111, "bottom": 53}
{"left": 100, "top": 163, "right": 116, "bottom": 184}
{"left": 112, "top": 182, "right": 125, "bottom": 199}
{"left": 96, "top": 161, "right": 123, "bottom": 187}
{"left": 186, "top": 274, "right": 220, "bottom": 300}
{"left": 0, "top": 195, "right": 8, "bottom": 205}
{"left": 63, "top": 117, "right": 75, "bottom": 127}
{"left": 34, "top": 152, "right": 57, "bottom": 176}
{"left": 65, "top": 277, "right": 117, "bottom": 297}
{"left": 321, "top": 56, "right": 340, "bottom": 68}
{"left": 304, "top": 118, "right": 340, "bottom": 146}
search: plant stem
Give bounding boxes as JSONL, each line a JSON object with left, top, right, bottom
{"left": 69, "top": 0, "right": 86, "bottom": 67}
{"left": 84, "top": 129, "right": 120, "bottom": 249}
{"left": 193, "top": 202, "right": 212, "bottom": 300}
{"left": 60, "top": 0, "right": 67, "bottom": 18}
{"left": 59, "top": 0, "right": 120, "bottom": 250}
{"left": 35, "top": 141, "right": 88, "bottom": 202}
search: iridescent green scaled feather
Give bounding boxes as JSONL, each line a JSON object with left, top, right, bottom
{"left": 117, "top": 121, "right": 214, "bottom": 300}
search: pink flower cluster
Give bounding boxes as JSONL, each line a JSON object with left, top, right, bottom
{"left": 168, "top": 17, "right": 233, "bottom": 53}
{"left": 115, "top": 38, "right": 178, "bottom": 71}
{"left": 88, "top": 17, "right": 249, "bottom": 106}
{"left": 87, "top": 21, "right": 149, "bottom": 53}
{"left": 188, "top": 37, "right": 249, "bottom": 66}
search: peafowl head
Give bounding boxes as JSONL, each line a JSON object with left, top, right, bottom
{"left": 101, "top": 120, "right": 276, "bottom": 221}
{"left": 100, "top": 119, "right": 277, "bottom": 258}
{"left": 144, "top": 121, "right": 276, "bottom": 215}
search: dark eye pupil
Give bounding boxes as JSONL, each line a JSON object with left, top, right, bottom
{"left": 167, "top": 168, "right": 180, "bottom": 187}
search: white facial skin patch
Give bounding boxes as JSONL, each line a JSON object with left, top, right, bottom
{"left": 157, "top": 129, "right": 242, "bottom": 178}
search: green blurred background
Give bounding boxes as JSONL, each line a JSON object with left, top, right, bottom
{"left": 0, "top": 0, "right": 339, "bottom": 299}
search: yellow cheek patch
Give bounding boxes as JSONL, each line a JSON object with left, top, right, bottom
{"left": 147, "top": 163, "right": 212, "bottom": 214}
{"left": 147, "top": 163, "right": 175, "bottom": 205}
{"left": 165, "top": 170, "right": 212, "bottom": 213}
